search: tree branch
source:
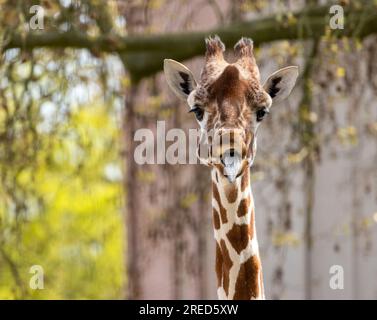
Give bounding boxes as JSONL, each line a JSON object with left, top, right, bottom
{"left": 3, "top": 2, "right": 377, "bottom": 80}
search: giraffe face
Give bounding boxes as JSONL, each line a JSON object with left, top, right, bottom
{"left": 164, "top": 36, "right": 298, "bottom": 182}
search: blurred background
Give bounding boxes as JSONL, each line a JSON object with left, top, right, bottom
{"left": 0, "top": 0, "right": 377, "bottom": 299}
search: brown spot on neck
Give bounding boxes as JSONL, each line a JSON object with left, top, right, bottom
{"left": 236, "top": 196, "right": 255, "bottom": 238}
{"left": 220, "top": 240, "right": 233, "bottom": 296}
{"left": 241, "top": 169, "right": 250, "bottom": 192}
{"left": 237, "top": 197, "right": 250, "bottom": 217}
{"left": 233, "top": 255, "right": 261, "bottom": 300}
{"left": 212, "top": 182, "right": 228, "bottom": 224}
{"left": 226, "top": 224, "right": 250, "bottom": 255}
{"left": 224, "top": 183, "right": 238, "bottom": 203}
{"left": 213, "top": 208, "right": 221, "bottom": 230}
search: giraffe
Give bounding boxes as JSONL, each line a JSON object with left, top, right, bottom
{"left": 163, "top": 36, "right": 298, "bottom": 300}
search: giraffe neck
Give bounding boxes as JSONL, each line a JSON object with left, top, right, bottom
{"left": 211, "top": 168, "right": 264, "bottom": 300}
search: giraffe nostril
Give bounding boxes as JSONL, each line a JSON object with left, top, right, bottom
{"left": 220, "top": 148, "right": 236, "bottom": 165}
{"left": 220, "top": 149, "right": 242, "bottom": 182}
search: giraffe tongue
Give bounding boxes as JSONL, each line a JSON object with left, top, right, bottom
{"left": 222, "top": 150, "right": 242, "bottom": 183}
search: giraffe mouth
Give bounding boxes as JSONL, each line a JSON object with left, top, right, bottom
{"left": 221, "top": 149, "right": 242, "bottom": 183}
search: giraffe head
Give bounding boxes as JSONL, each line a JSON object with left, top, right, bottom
{"left": 164, "top": 36, "right": 298, "bottom": 182}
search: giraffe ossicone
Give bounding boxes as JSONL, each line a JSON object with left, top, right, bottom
{"left": 164, "top": 36, "right": 299, "bottom": 300}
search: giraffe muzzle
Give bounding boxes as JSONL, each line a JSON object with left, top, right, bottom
{"left": 221, "top": 148, "right": 242, "bottom": 183}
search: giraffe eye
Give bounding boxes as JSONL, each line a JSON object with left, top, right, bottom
{"left": 189, "top": 106, "right": 204, "bottom": 121}
{"left": 256, "top": 108, "right": 269, "bottom": 122}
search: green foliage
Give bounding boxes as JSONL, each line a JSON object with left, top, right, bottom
{"left": 0, "top": 103, "right": 124, "bottom": 299}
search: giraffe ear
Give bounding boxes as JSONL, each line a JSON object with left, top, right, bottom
{"left": 263, "top": 66, "right": 299, "bottom": 104}
{"left": 164, "top": 59, "right": 197, "bottom": 101}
